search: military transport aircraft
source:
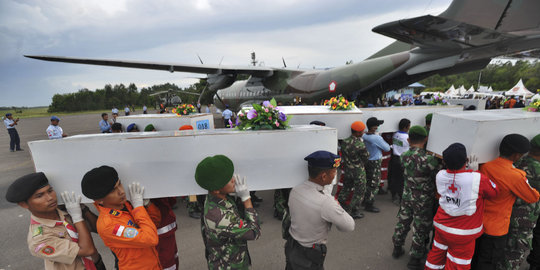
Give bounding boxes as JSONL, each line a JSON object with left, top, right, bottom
{"left": 25, "top": 0, "right": 540, "bottom": 110}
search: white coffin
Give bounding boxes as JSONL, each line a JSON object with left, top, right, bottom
{"left": 360, "top": 105, "right": 463, "bottom": 133}
{"left": 426, "top": 109, "right": 540, "bottom": 163}
{"left": 116, "top": 113, "right": 214, "bottom": 131}
{"left": 28, "top": 126, "right": 337, "bottom": 203}
{"left": 275, "top": 106, "right": 363, "bottom": 139}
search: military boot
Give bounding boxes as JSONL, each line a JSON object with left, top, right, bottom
{"left": 364, "top": 203, "right": 380, "bottom": 213}
{"left": 392, "top": 245, "right": 404, "bottom": 259}
{"left": 529, "top": 265, "right": 540, "bottom": 270}
{"left": 407, "top": 257, "right": 424, "bottom": 270}
{"left": 351, "top": 209, "right": 364, "bottom": 219}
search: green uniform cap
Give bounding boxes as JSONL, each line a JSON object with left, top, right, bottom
{"left": 531, "top": 134, "right": 540, "bottom": 148}
{"left": 409, "top": 125, "right": 428, "bottom": 137}
{"left": 144, "top": 124, "right": 155, "bottom": 131}
{"left": 195, "top": 155, "right": 234, "bottom": 191}
{"left": 425, "top": 113, "right": 433, "bottom": 122}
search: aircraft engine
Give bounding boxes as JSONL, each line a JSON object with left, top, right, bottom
{"left": 208, "top": 74, "right": 237, "bottom": 91}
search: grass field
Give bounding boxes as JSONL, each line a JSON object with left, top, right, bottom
{"left": 0, "top": 107, "right": 144, "bottom": 119}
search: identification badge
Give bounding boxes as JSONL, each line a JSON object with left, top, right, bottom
{"left": 32, "top": 226, "right": 43, "bottom": 237}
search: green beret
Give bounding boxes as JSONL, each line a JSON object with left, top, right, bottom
{"left": 195, "top": 155, "right": 234, "bottom": 191}
{"left": 81, "top": 166, "right": 119, "bottom": 200}
{"left": 425, "top": 113, "right": 433, "bottom": 123}
{"left": 6, "top": 172, "right": 49, "bottom": 203}
{"left": 409, "top": 125, "right": 428, "bottom": 137}
{"left": 531, "top": 134, "right": 540, "bottom": 148}
{"left": 144, "top": 124, "right": 155, "bottom": 132}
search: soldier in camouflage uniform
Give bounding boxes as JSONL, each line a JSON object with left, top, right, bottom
{"left": 391, "top": 126, "right": 440, "bottom": 270}
{"left": 338, "top": 121, "right": 370, "bottom": 219}
{"left": 273, "top": 188, "right": 291, "bottom": 220}
{"left": 499, "top": 134, "right": 540, "bottom": 270}
{"left": 195, "top": 155, "right": 261, "bottom": 270}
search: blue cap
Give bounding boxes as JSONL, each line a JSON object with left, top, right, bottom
{"left": 304, "top": 150, "right": 341, "bottom": 168}
{"left": 126, "top": 123, "right": 137, "bottom": 132}
{"left": 5, "top": 113, "right": 12, "bottom": 117}
{"left": 50, "top": 116, "right": 60, "bottom": 121}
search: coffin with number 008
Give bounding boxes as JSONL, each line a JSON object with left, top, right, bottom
{"left": 28, "top": 125, "right": 338, "bottom": 203}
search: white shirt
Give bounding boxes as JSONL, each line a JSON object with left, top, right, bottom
{"left": 392, "top": 131, "right": 409, "bottom": 156}
{"left": 288, "top": 180, "right": 355, "bottom": 247}
{"left": 112, "top": 108, "right": 119, "bottom": 114}
{"left": 46, "top": 125, "right": 63, "bottom": 139}
{"left": 4, "top": 118, "right": 15, "bottom": 129}
{"left": 222, "top": 109, "right": 233, "bottom": 120}
{"left": 124, "top": 107, "right": 130, "bottom": 113}
{"left": 143, "top": 106, "right": 147, "bottom": 112}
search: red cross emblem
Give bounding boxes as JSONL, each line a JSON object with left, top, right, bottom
{"left": 448, "top": 183, "right": 458, "bottom": 193}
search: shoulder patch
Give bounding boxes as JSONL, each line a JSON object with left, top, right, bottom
{"left": 109, "top": 209, "right": 121, "bottom": 216}
{"left": 122, "top": 228, "right": 139, "bottom": 238}
{"left": 32, "top": 226, "right": 43, "bottom": 237}
{"left": 113, "top": 224, "right": 125, "bottom": 236}
{"left": 41, "top": 245, "right": 55, "bottom": 255}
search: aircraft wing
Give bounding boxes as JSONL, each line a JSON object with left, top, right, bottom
{"left": 24, "top": 55, "right": 275, "bottom": 77}
{"left": 372, "top": 15, "right": 520, "bottom": 50}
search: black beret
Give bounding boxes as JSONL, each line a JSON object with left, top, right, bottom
{"left": 304, "top": 150, "right": 341, "bottom": 169}
{"left": 499, "top": 134, "right": 531, "bottom": 155}
{"left": 309, "top": 120, "right": 326, "bottom": 126}
{"left": 6, "top": 172, "right": 49, "bottom": 203}
{"left": 443, "top": 143, "right": 467, "bottom": 170}
{"left": 81, "top": 166, "right": 119, "bottom": 199}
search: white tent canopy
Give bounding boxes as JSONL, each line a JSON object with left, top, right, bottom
{"left": 478, "top": 86, "right": 492, "bottom": 92}
{"left": 457, "top": 85, "right": 467, "bottom": 95}
{"left": 505, "top": 79, "right": 534, "bottom": 98}
{"left": 445, "top": 85, "right": 456, "bottom": 95}
{"left": 466, "top": 86, "right": 476, "bottom": 94}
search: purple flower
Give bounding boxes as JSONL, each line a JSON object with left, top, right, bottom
{"left": 262, "top": 101, "right": 271, "bottom": 107}
{"left": 247, "top": 109, "right": 257, "bottom": 120}
{"left": 278, "top": 112, "right": 287, "bottom": 121}
{"left": 228, "top": 119, "right": 233, "bottom": 128}
{"left": 235, "top": 118, "right": 240, "bottom": 126}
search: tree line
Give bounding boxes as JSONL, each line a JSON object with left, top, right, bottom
{"left": 420, "top": 60, "right": 540, "bottom": 93}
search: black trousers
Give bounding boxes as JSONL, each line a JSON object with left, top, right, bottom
{"left": 285, "top": 238, "right": 326, "bottom": 270}
{"left": 388, "top": 155, "right": 404, "bottom": 197}
{"left": 528, "top": 216, "right": 540, "bottom": 267}
{"left": 471, "top": 233, "right": 508, "bottom": 270}
{"left": 8, "top": 128, "right": 20, "bottom": 150}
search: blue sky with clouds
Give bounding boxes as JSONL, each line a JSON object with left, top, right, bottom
{"left": 0, "top": 0, "right": 452, "bottom": 107}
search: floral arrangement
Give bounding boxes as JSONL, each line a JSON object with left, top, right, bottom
{"left": 235, "top": 98, "right": 290, "bottom": 130}
{"left": 323, "top": 95, "right": 355, "bottom": 110}
{"left": 172, "top": 103, "right": 196, "bottom": 115}
{"left": 428, "top": 93, "right": 448, "bottom": 105}
{"left": 526, "top": 99, "right": 540, "bottom": 112}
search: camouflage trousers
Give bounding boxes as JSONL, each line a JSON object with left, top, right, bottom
{"left": 337, "top": 170, "right": 366, "bottom": 212}
{"left": 273, "top": 188, "right": 291, "bottom": 219}
{"left": 392, "top": 199, "right": 434, "bottom": 258}
{"left": 364, "top": 159, "right": 382, "bottom": 205}
{"left": 497, "top": 227, "right": 534, "bottom": 270}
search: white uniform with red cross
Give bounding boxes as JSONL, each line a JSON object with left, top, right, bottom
{"left": 425, "top": 169, "right": 498, "bottom": 270}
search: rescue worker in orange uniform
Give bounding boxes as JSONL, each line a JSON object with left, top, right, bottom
{"left": 81, "top": 165, "right": 162, "bottom": 270}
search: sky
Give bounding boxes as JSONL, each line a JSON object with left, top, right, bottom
{"left": 0, "top": 0, "right": 453, "bottom": 107}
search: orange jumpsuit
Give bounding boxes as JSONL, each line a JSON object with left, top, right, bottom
{"left": 95, "top": 202, "right": 162, "bottom": 270}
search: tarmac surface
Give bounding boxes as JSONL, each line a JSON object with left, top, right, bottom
{"left": 0, "top": 111, "right": 529, "bottom": 269}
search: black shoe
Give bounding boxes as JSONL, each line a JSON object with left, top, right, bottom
{"left": 16, "top": 148, "right": 23, "bottom": 151}
{"left": 392, "top": 246, "right": 404, "bottom": 259}
{"left": 188, "top": 211, "right": 201, "bottom": 219}
{"left": 252, "top": 194, "right": 263, "bottom": 203}
{"left": 364, "top": 204, "right": 380, "bottom": 213}
{"left": 529, "top": 265, "right": 540, "bottom": 270}
{"left": 351, "top": 210, "right": 364, "bottom": 219}
{"left": 378, "top": 187, "right": 388, "bottom": 195}
{"left": 407, "top": 257, "right": 423, "bottom": 270}
{"left": 10, "top": 149, "right": 15, "bottom": 152}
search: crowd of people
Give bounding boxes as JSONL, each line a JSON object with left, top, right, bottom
{"left": 3, "top": 105, "right": 540, "bottom": 270}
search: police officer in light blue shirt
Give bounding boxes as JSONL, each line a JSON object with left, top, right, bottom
{"left": 362, "top": 117, "right": 391, "bottom": 213}
{"left": 4, "top": 113, "right": 22, "bottom": 152}
{"left": 221, "top": 105, "right": 233, "bottom": 127}
{"left": 99, "top": 113, "right": 112, "bottom": 133}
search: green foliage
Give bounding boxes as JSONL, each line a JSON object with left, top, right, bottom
{"left": 420, "top": 60, "right": 540, "bottom": 92}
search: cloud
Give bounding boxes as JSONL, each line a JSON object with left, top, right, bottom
{"left": 0, "top": 0, "right": 452, "bottom": 106}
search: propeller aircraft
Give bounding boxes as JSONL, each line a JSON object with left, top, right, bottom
{"left": 25, "top": 0, "right": 540, "bottom": 111}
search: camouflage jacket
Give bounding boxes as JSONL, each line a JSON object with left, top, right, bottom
{"left": 510, "top": 156, "right": 540, "bottom": 230}
{"left": 401, "top": 147, "right": 440, "bottom": 202}
{"left": 340, "top": 135, "right": 370, "bottom": 173}
{"left": 201, "top": 194, "right": 261, "bottom": 270}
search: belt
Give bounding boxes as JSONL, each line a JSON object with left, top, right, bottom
{"left": 157, "top": 221, "right": 177, "bottom": 235}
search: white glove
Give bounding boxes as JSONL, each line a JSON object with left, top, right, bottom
{"left": 61, "top": 191, "right": 83, "bottom": 223}
{"left": 128, "top": 182, "right": 145, "bottom": 208}
{"left": 234, "top": 174, "right": 251, "bottom": 202}
{"left": 468, "top": 155, "right": 479, "bottom": 171}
